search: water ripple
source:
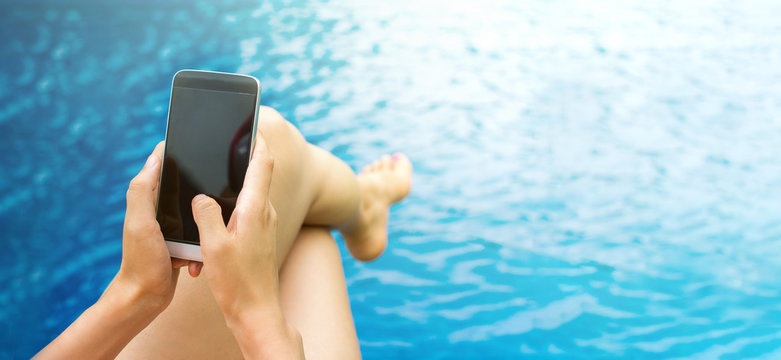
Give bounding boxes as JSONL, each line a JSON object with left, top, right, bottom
{"left": 4, "top": 0, "right": 781, "bottom": 358}
{"left": 449, "top": 294, "right": 598, "bottom": 342}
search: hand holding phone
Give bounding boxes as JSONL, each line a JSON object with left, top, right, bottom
{"left": 117, "top": 141, "right": 190, "bottom": 306}
{"left": 34, "top": 142, "right": 192, "bottom": 360}
{"left": 189, "top": 125, "right": 305, "bottom": 359}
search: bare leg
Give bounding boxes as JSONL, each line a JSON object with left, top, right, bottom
{"left": 257, "top": 107, "right": 359, "bottom": 265}
{"left": 117, "top": 227, "right": 361, "bottom": 359}
{"left": 252, "top": 106, "right": 411, "bottom": 264}
{"left": 279, "top": 227, "right": 361, "bottom": 360}
{"left": 118, "top": 106, "right": 411, "bottom": 358}
{"left": 339, "top": 153, "right": 412, "bottom": 261}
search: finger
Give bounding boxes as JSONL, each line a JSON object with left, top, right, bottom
{"left": 157, "top": 142, "right": 178, "bottom": 211}
{"left": 151, "top": 140, "right": 164, "bottom": 163}
{"left": 247, "top": 129, "right": 274, "bottom": 198}
{"left": 149, "top": 141, "right": 165, "bottom": 202}
{"left": 191, "top": 194, "right": 230, "bottom": 249}
{"left": 234, "top": 130, "right": 274, "bottom": 219}
{"left": 125, "top": 143, "right": 164, "bottom": 226}
{"left": 171, "top": 258, "right": 189, "bottom": 268}
{"left": 188, "top": 261, "right": 203, "bottom": 277}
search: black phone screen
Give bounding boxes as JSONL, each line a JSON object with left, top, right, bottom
{"left": 157, "top": 80, "right": 257, "bottom": 245}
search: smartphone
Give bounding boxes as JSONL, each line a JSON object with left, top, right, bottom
{"left": 156, "top": 70, "right": 261, "bottom": 261}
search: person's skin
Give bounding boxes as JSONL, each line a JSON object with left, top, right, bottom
{"left": 37, "top": 106, "right": 413, "bottom": 359}
{"left": 118, "top": 107, "right": 412, "bottom": 359}
{"left": 37, "top": 131, "right": 310, "bottom": 359}
{"left": 189, "top": 129, "right": 305, "bottom": 358}
{"left": 34, "top": 142, "right": 187, "bottom": 359}
{"left": 279, "top": 227, "right": 361, "bottom": 360}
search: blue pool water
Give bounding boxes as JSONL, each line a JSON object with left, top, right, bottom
{"left": 3, "top": 0, "right": 781, "bottom": 358}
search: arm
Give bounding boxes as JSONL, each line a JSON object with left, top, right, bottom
{"left": 224, "top": 306, "right": 304, "bottom": 360}
{"left": 33, "top": 282, "right": 162, "bottom": 360}
{"left": 190, "top": 131, "right": 305, "bottom": 359}
{"left": 35, "top": 142, "right": 189, "bottom": 359}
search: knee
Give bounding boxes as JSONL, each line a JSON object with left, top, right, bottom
{"left": 258, "top": 106, "right": 293, "bottom": 138}
{"left": 258, "top": 105, "right": 283, "bottom": 125}
{"left": 258, "top": 106, "right": 305, "bottom": 148}
{"left": 256, "top": 106, "right": 308, "bottom": 176}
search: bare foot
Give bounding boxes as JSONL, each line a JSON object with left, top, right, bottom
{"left": 340, "top": 153, "right": 413, "bottom": 261}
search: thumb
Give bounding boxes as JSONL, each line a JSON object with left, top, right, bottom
{"left": 191, "top": 194, "right": 229, "bottom": 248}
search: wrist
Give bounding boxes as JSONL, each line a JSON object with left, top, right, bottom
{"left": 103, "top": 276, "right": 167, "bottom": 319}
{"left": 226, "top": 304, "right": 303, "bottom": 359}
{"left": 225, "top": 301, "right": 284, "bottom": 334}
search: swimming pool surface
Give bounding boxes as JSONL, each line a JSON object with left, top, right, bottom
{"left": 3, "top": 0, "right": 781, "bottom": 358}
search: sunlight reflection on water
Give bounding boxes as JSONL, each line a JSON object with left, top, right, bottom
{"left": 2, "top": 0, "right": 781, "bottom": 358}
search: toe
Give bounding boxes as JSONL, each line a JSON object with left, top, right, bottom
{"left": 380, "top": 154, "right": 392, "bottom": 169}
{"left": 392, "top": 153, "right": 412, "bottom": 172}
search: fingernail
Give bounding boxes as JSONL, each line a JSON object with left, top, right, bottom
{"left": 392, "top": 153, "right": 401, "bottom": 161}
{"left": 145, "top": 154, "right": 158, "bottom": 168}
{"left": 193, "top": 194, "right": 207, "bottom": 204}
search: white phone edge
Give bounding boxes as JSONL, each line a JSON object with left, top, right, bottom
{"left": 166, "top": 241, "right": 203, "bottom": 262}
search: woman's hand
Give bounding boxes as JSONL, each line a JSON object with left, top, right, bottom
{"left": 190, "top": 132, "right": 304, "bottom": 359}
{"left": 35, "top": 142, "right": 189, "bottom": 359}
{"left": 110, "top": 141, "right": 189, "bottom": 314}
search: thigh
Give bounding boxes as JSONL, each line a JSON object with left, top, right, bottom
{"left": 117, "top": 227, "right": 360, "bottom": 359}
{"left": 279, "top": 227, "right": 361, "bottom": 360}
{"left": 116, "top": 274, "right": 242, "bottom": 359}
